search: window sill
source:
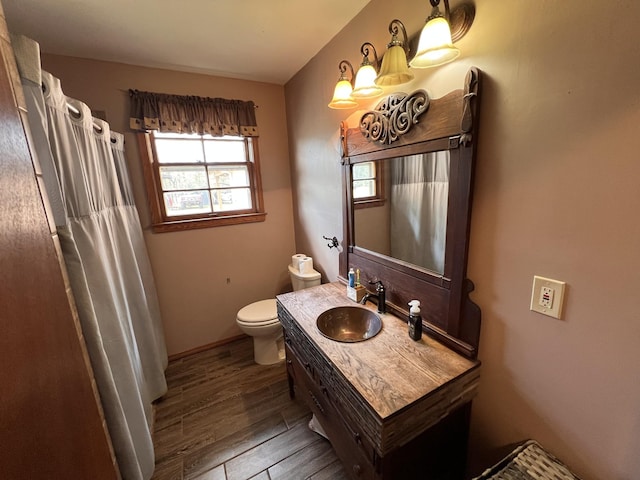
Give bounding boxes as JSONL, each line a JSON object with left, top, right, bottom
{"left": 150, "top": 212, "right": 267, "bottom": 233}
{"left": 354, "top": 199, "right": 385, "bottom": 209}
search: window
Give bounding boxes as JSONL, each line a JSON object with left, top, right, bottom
{"left": 352, "top": 160, "right": 384, "bottom": 208}
{"left": 138, "top": 132, "right": 265, "bottom": 232}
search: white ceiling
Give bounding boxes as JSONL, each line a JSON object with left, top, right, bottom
{"left": 3, "top": 0, "right": 371, "bottom": 85}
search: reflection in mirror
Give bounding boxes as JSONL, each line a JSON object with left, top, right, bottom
{"left": 353, "top": 161, "right": 377, "bottom": 199}
{"left": 353, "top": 151, "right": 450, "bottom": 274}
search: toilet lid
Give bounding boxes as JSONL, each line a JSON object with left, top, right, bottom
{"left": 237, "top": 299, "right": 278, "bottom": 323}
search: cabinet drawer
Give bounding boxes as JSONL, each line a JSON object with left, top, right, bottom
{"left": 283, "top": 325, "right": 333, "bottom": 383}
{"left": 286, "top": 344, "right": 379, "bottom": 480}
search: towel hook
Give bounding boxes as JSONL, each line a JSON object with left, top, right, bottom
{"left": 323, "top": 236, "right": 339, "bottom": 249}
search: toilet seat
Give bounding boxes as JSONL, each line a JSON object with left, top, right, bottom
{"left": 236, "top": 299, "right": 278, "bottom": 325}
{"left": 236, "top": 317, "right": 280, "bottom": 328}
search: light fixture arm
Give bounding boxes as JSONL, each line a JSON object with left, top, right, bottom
{"left": 338, "top": 60, "right": 355, "bottom": 84}
{"left": 360, "top": 42, "right": 379, "bottom": 69}
{"left": 388, "top": 19, "right": 410, "bottom": 57}
{"left": 429, "top": 0, "right": 448, "bottom": 19}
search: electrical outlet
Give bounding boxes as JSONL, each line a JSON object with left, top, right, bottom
{"left": 539, "top": 286, "right": 554, "bottom": 308}
{"left": 530, "top": 276, "right": 565, "bottom": 319}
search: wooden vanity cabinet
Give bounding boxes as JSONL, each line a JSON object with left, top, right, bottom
{"left": 277, "top": 283, "right": 481, "bottom": 480}
{"left": 285, "top": 341, "right": 378, "bottom": 479}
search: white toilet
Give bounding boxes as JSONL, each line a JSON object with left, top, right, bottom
{"left": 236, "top": 259, "right": 321, "bottom": 365}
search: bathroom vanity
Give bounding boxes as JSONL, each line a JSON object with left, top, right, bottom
{"left": 279, "top": 68, "right": 484, "bottom": 479}
{"left": 277, "top": 283, "right": 480, "bottom": 479}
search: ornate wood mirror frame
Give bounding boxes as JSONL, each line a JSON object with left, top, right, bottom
{"left": 339, "top": 67, "right": 482, "bottom": 359}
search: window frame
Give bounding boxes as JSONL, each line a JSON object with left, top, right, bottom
{"left": 352, "top": 160, "right": 385, "bottom": 210}
{"left": 137, "top": 132, "right": 266, "bottom": 233}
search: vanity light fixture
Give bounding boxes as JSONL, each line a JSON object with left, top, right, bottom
{"left": 410, "top": 0, "right": 475, "bottom": 68}
{"left": 375, "top": 19, "right": 414, "bottom": 87}
{"left": 328, "top": 60, "right": 358, "bottom": 109}
{"left": 351, "top": 42, "right": 383, "bottom": 98}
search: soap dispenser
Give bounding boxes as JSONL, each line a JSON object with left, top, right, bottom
{"left": 348, "top": 268, "right": 355, "bottom": 288}
{"left": 408, "top": 300, "right": 422, "bottom": 341}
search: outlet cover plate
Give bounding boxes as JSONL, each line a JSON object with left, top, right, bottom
{"left": 530, "top": 275, "right": 565, "bottom": 319}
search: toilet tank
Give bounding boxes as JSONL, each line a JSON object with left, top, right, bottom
{"left": 288, "top": 264, "right": 321, "bottom": 291}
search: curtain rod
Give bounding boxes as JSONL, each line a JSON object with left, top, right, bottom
{"left": 65, "top": 103, "right": 112, "bottom": 137}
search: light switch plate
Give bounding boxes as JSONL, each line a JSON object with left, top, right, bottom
{"left": 530, "top": 275, "right": 566, "bottom": 319}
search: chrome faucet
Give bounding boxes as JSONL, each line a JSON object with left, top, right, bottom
{"left": 360, "top": 280, "right": 386, "bottom": 314}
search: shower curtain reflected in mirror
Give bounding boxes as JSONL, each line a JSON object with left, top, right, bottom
{"left": 13, "top": 35, "right": 167, "bottom": 480}
{"left": 390, "top": 151, "right": 449, "bottom": 274}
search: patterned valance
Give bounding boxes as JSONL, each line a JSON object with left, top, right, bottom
{"left": 129, "top": 89, "right": 258, "bottom": 137}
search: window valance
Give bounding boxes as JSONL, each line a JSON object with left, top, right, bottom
{"left": 129, "top": 89, "right": 258, "bottom": 137}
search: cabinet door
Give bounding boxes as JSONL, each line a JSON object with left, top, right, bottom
{"left": 0, "top": 10, "right": 118, "bottom": 479}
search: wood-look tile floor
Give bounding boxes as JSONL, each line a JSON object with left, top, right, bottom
{"left": 150, "top": 337, "right": 348, "bottom": 480}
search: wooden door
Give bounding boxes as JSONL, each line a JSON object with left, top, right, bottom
{"left": 0, "top": 5, "right": 119, "bottom": 479}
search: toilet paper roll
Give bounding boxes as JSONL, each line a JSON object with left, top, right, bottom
{"left": 299, "top": 257, "right": 314, "bottom": 274}
{"left": 291, "top": 254, "right": 306, "bottom": 270}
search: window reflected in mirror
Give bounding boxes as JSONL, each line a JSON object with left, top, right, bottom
{"left": 353, "top": 161, "right": 376, "bottom": 199}
{"left": 353, "top": 161, "right": 385, "bottom": 209}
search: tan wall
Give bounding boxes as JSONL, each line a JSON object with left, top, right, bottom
{"left": 285, "top": 0, "right": 640, "bottom": 478}
{"left": 40, "top": 55, "right": 296, "bottom": 356}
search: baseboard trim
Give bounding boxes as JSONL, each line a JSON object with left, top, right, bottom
{"left": 168, "top": 334, "right": 248, "bottom": 361}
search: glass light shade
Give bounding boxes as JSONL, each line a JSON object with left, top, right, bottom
{"left": 328, "top": 79, "right": 358, "bottom": 109}
{"left": 409, "top": 16, "right": 460, "bottom": 68}
{"left": 351, "top": 64, "right": 383, "bottom": 98}
{"left": 375, "top": 44, "right": 414, "bottom": 86}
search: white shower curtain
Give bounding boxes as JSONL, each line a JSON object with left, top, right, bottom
{"left": 12, "top": 35, "right": 167, "bottom": 480}
{"left": 390, "top": 151, "right": 450, "bottom": 274}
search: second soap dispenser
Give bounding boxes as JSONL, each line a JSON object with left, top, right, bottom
{"left": 408, "top": 300, "right": 422, "bottom": 341}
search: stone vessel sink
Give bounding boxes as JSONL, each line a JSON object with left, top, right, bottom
{"left": 316, "top": 306, "right": 382, "bottom": 342}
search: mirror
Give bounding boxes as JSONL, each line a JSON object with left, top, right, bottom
{"left": 339, "top": 67, "right": 482, "bottom": 359}
{"left": 353, "top": 152, "right": 450, "bottom": 275}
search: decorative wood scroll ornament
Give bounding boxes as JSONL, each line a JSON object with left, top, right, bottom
{"left": 460, "top": 67, "right": 479, "bottom": 146}
{"left": 359, "top": 90, "right": 429, "bottom": 145}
